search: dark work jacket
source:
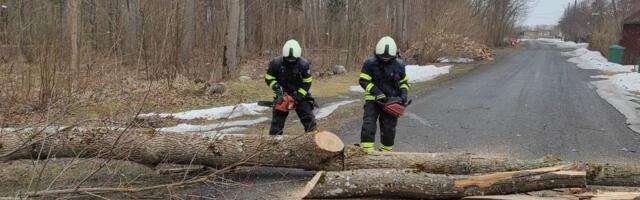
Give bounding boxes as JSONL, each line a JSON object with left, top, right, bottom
{"left": 359, "top": 57, "right": 408, "bottom": 100}
{"left": 264, "top": 57, "right": 313, "bottom": 97}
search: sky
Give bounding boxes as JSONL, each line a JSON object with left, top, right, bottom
{"left": 523, "top": 0, "right": 574, "bottom": 26}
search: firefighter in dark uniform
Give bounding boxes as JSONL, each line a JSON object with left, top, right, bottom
{"left": 264, "top": 39, "right": 317, "bottom": 135}
{"left": 358, "top": 36, "right": 409, "bottom": 152}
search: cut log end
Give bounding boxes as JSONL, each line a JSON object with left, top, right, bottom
{"left": 314, "top": 131, "right": 344, "bottom": 153}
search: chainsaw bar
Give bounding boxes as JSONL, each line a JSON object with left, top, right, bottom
{"left": 257, "top": 101, "right": 274, "bottom": 107}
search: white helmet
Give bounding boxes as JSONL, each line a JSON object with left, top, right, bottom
{"left": 282, "top": 39, "right": 302, "bottom": 62}
{"left": 375, "top": 36, "right": 397, "bottom": 62}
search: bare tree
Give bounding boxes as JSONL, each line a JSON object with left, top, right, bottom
{"left": 68, "top": 0, "right": 80, "bottom": 93}
{"left": 120, "top": 0, "right": 140, "bottom": 65}
{"left": 179, "top": 0, "right": 196, "bottom": 67}
{"left": 222, "top": 0, "right": 240, "bottom": 80}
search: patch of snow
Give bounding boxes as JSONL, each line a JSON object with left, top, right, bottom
{"left": 609, "top": 73, "right": 640, "bottom": 93}
{"left": 437, "top": 57, "right": 474, "bottom": 64}
{"left": 158, "top": 117, "right": 269, "bottom": 132}
{"left": 536, "top": 38, "right": 562, "bottom": 43}
{"left": 315, "top": 100, "right": 359, "bottom": 119}
{"left": 138, "top": 103, "right": 269, "bottom": 120}
{"left": 590, "top": 80, "right": 640, "bottom": 133}
{"left": 195, "top": 128, "right": 249, "bottom": 138}
{"left": 537, "top": 38, "right": 588, "bottom": 49}
{"left": 349, "top": 65, "right": 452, "bottom": 93}
{"left": 556, "top": 41, "right": 588, "bottom": 49}
{"left": 561, "top": 48, "right": 591, "bottom": 57}
{"left": 349, "top": 85, "right": 364, "bottom": 93}
{"left": 406, "top": 65, "right": 452, "bottom": 83}
{"left": 563, "top": 48, "right": 634, "bottom": 73}
{"left": 561, "top": 46, "right": 640, "bottom": 133}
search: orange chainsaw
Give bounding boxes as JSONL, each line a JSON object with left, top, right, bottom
{"left": 258, "top": 96, "right": 319, "bottom": 111}
{"left": 258, "top": 95, "right": 295, "bottom": 112}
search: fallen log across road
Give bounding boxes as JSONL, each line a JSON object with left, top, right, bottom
{"left": 301, "top": 165, "right": 586, "bottom": 199}
{"left": 1, "top": 127, "right": 640, "bottom": 187}
{"left": 0, "top": 127, "right": 344, "bottom": 170}
{"left": 329, "top": 146, "right": 640, "bottom": 187}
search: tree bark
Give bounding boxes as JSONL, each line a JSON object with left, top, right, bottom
{"left": 223, "top": 0, "right": 240, "bottom": 79}
{"left": 238, "top": 0, "right": 245, "bottom": 58}
{"left": 0, "top": 128, "right": 344, "bottom": 170}
{"left": 324, "top": 146, "right": 561, "bottom": 172}
{"left": 120, "top": 0, "right": 141, "bottom": 65}
{"left": 301, "top": 165, "right": 586, "bottom": 199}
{"left": 179, "top": 0, "right": 196, "bottom": 66}
{"left": 324, "top": 146, "right": 640, "bottom": 187}
{"left": 68, "top": 0, "right": 81, "bottom": 91}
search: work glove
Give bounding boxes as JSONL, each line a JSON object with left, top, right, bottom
{"left": 400, "top": 89, "right": 408, "bottom": 105}
{"left": 274, "top": 85, "right": 284, "bottom": 104}
{"left": 375, "top": 93, "right": 387, "bottom": 104}
{"left": 291, "top": 91, "right": 305, "bottom": 104}
{"left": 387, "top": 97, "right": 403, "bottom": 104}
{"left": 308, "top": 98, "right": 319, "bottom": 108}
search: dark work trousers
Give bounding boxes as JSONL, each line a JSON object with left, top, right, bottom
{"left": 360, "top": 101, "right": 398, "bottom": 147}
{"left": 269, "top": 100, "right": 317, "bottom": 135}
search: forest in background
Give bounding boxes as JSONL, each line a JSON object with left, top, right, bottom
{"left": 0, "top": 0, "right": 528, "bottom": 120}
{"left": 559, "top": 0, "right": 638, "bottom": 56}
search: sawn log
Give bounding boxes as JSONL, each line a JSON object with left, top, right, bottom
{"left": 328, "top": 146, "right": 640, "bottom": 187}
{"left": 0, "top": 127, "right": 344, "bottom": 170}
{"left": 302, "top": 165, "right": 586, "bottom": 199}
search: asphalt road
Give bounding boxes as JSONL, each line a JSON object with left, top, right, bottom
{"left": 340, "top": 40, "right": 640, "bottom": 163}
{"left": 210, "top": 41, "right": 640, "bottom": 199}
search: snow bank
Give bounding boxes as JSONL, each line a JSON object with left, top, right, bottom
{"left": 556, "top": 41, "right": 588, "bottom": 49}
{"left": 158, "top": 117, "right": 269, "bottom": 132}
{"left": 406, "top": 65, "right": 452, "bottom": 83}
{"left": 563, "top": 48, "right": 634, "bottom": 73}
{"left": 315, "top": 100, "right": 359, "bottom": 119}
{"left": 562, "top": 48, "right": 640, "bottom": 133}
{"left": 556, "top": 41, "right": 640, "bottom": 133}
{"left": 609, "top": 73, "right": 640, "bottom": 93}
{"left": 591, "top": 80, "right": 640, "bottom": 133}
{"left": 437, "top": 57, "right": 474, "bottom": 64}
{"left": 190, "top": 127, "right": 249, "bottom": 138}
{"left": 349, "top": 85, "right": 364, "bottom": 93}
{"left": 138, "top": 103, "right": 270, "bottom": 120}
{"left": 561, "top": 48, "right": 591, "bottom": 57}
{"left": 536, "top": 38, "right": 588, "bottom": 49}
{"left": 349, "top": 65, "right": 452, "bottom": 93}
{"left": 537, "top": 38, "right": 562, "bottom": 43}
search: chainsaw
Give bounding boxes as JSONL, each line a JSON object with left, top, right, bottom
{"left": 258, "top": 96, "right": 319, "bottom": 111}
{"left": 377, "top": 97, "right": 412, "bottom": 117}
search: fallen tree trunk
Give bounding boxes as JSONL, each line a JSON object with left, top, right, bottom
{"left": 327, "top": 146, "right": 640, "bottom": 187}
{"left": 325, "top": 146, "right": 563, "bottom": 172}
{"left": 463, "top": 192, "right": 640, "bottom": 200}
{"left": 301, "top": 165, "right": 586, "bottom": 199}
{"left": 2, "top": 128, "right": 640, "bottom": 187}
{"left": 0, "top": 127, "right": 344, "bottom": 170}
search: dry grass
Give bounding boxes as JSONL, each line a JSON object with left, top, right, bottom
{"left": 0, "top": 60, "right": 362, "bottom": 128}
{"left": 0, "top": 159, "right": 157, "bottom": 197}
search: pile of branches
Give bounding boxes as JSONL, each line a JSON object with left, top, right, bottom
{"left": 405, "top": 31, "right": 495, "bottom": 64}
{"left": 2, "top": 128, "right": 640, "bottom": 199}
